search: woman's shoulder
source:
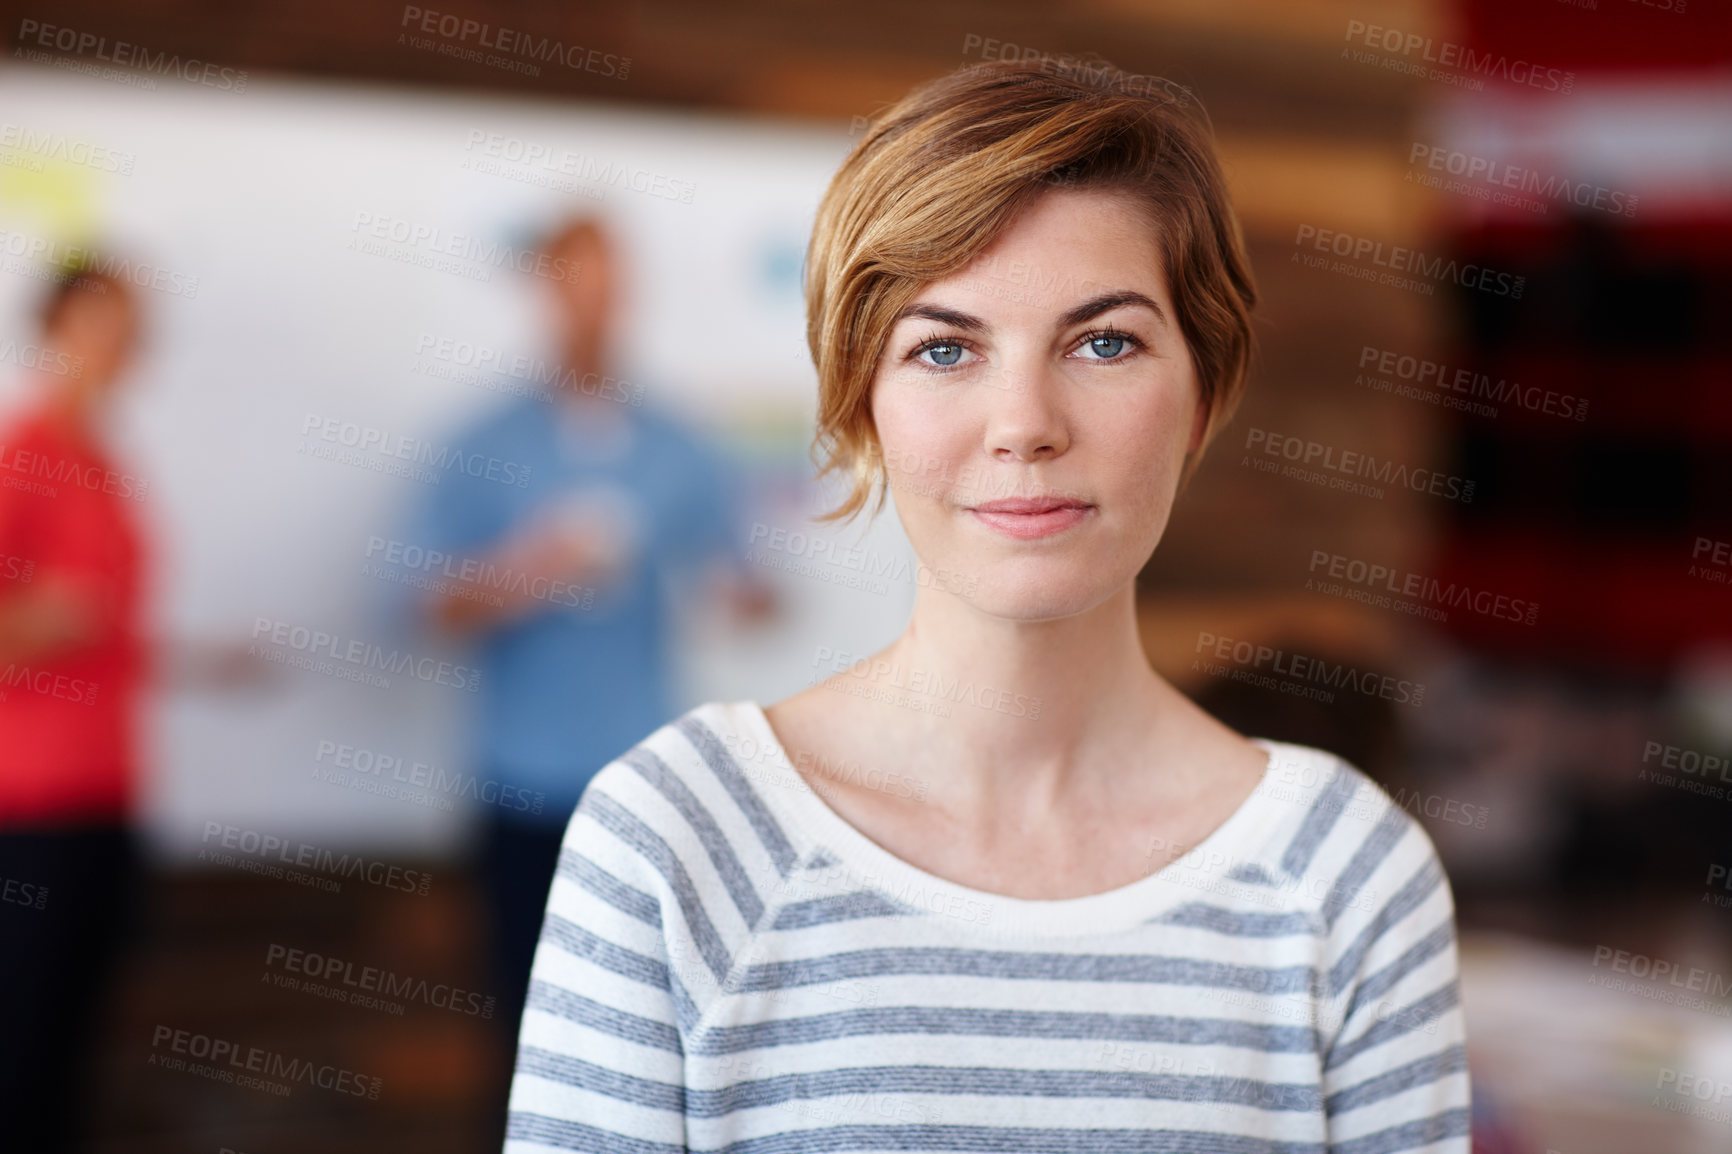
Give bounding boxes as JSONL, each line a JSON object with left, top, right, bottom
{"left": 0, "top": 403, "right": 70, "bottom": 451}
{"left": 1237, "top": 737, "right": 1446, "bottom": 910}
{"left": 1249, "top": 737, "right": 1408, "bottom": 825}
{"left": 572, "top": 700, "right": 810, "bottom": 875}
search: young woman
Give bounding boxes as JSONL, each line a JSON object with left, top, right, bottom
{"left": 0, "top": 266, "right": 149, "bottom": 1151}
{"left": 505, "top": 59, "right": 1470, "bottom": 1152}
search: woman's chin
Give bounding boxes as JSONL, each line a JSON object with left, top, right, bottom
{"left": 955, "top": 569, "right": 1126, "bottom": 623}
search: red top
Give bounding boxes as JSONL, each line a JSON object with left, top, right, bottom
{"left": 0, "top": 404, "right": 147, "bottom": 827}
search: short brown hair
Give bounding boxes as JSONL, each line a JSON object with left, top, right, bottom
{"left": 539, "top": 215, "right": 608, "bottom": 258}
{"left": 805, "top": 58, "right": 1257, "bottom": 523}
{"left": 40, "top": 265, "right": 132, "bottom": 333}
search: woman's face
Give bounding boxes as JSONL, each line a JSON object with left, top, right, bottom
{"left": 869, "top": 186, "right": 1204, "bottom": 621}
{"left": 48, "top": 285, "right": 138, "bottom": 397}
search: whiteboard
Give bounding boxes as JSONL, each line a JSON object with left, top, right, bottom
{"left": 0, "top": 67, "right": 919, "bottom": 859}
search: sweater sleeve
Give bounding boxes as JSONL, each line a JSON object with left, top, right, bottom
{"left": 505, "top": 762, "right": 693, "bottom": 1153}
{"left": 1316, "top": 793, "right": 1473, "bottom": 1153}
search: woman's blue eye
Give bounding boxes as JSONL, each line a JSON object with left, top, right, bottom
{"left": 923, "top": 343, "right": 964, "bottom": 366}
{"left": 1087, "top": 335, "right": 1126, "bottom": 358}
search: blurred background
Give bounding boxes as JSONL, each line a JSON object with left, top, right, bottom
{"left": 0, "top": 0, "right": 1727, "bottom": 1150}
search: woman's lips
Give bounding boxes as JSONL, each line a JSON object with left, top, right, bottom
{"left": 967, "top": 498, "right": 1093, "bottom": 540}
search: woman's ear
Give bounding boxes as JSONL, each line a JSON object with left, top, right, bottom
{"left": 1186, "top": 393, "right": 1209, "bottom": 456}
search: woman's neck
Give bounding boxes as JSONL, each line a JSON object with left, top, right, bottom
{"left": 871, "top": 581, "right": 1177, "bottom": 813}
{"left": 40, "top": 384, "right": 98, "bottom": 446}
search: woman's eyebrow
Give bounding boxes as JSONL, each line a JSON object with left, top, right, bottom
{"left": 1059, "top": 291, "right": 1164, "bottom": 329}
{"left": 891, "top": 303, "right": 989, "bottom": 333}
{"left": 891, "top": 290, "right": 1164, "bottom": 334}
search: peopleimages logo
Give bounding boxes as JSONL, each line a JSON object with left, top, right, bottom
{"left": 249, "top": 616, "right": 481, "bottom": 693}
{"left": 14, "top": 19, "right": 249, "bottom": 91}
{"left": 718, "top": 726, "right": 930, "bottom": 804}
{"left": 0, "top": 123, "right": 136, "bottom": 175}
{"left": 347, "top": 211, "right": 582, "bottom": 285}
{"left": 0, "top": 229, "right": 198, "bottom": 298}
{"left": 1294, "top": 224, "right": 1525, "bottom": 299}
{"left": 1, "top": 871, "right": 48, "bottom": 911}
{"left": 1407, "top": 143, "right": 1637, "bottom": 220}
{"left": 813, "top": 645, "right": 1042, "bottom": 720}
{"left": 0, "top": 437, "right": 149, "bottom": 502}
{"left": 746, "top": 522, "right": 979, "bottom": 599}
{"left": 1243, "top": 427, "right": 1475, "bottom": 504}
{"left": 1704, "top": 864, "right": 1732, "bottom": 911}
{"left": 1654, "top": 1068, "right": 1732, "bottom": 1128}
{"left": 959, "top": 34, "right": 1193, "bottom": 106}
{"left": 1590, "top": 945, "right": 1732, "bottom": 1000}
{"left": 1194, "top": 631, "right": 1425, "bottom": 708}
{"left": 802, "top": 857, "right": 995, "bottom": 927}
{"left": 0, "top": 337, "right": 82, "bottom": 379}
{"left": 149, "top": 1025, "right": 380, "bottom": 1099}
{"left": 1342, "top": 20, "right": 1575, "bottom": 94}
{"left": 198, "top": 821, "right": 433, "bottom": 896}
{"left": 299, "top": 413, "right": 532, "bottom": 489}
{"left": 313, "top": 737, "right": 546, "bottom": 815}
{"left": 1356, "top": 345, "right": 1588, "bottom": 423}
{"left": 461, "top": 132, "right": 693, "bottom": 204}
{"left": 364, "top": 535, "right": 592, "bottom": 610}
{"left": 414, "top": 333, "right": 643, "bottom": 405}
{"left": 397, "top": 6, "right": 630, "bottom": 79}
{"left": 1690, "top": 536, "right": 1730, "bottom": 587}
{"left": 1307, "top": 549, "right": 1539, "bottom": 626}
{"left": 0, "top": 662, "right": 98, "bottom": 706}
{"left": 264, "top": 943, "right": 496, "bottom": 1019}
{"left": 1637, "top": 740, "right": 1732, "bottom": 805}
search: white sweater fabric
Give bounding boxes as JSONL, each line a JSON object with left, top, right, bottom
{"left": 505, "top": 700, "right": 1471, "bottom": 1152}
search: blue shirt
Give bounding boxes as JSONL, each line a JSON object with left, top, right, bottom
{"left": 409, "top": 395, "right": 744, "bottom": 814}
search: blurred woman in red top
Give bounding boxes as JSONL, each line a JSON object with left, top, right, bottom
{"left": 0, "top": 265, "right": 149, "bottom": 1152}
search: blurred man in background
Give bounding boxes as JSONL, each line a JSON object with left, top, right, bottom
{"left": 410, "top": 217, "right": 769, "bottom": 1081}
{"left": 0, "top": 265, "right": 149, "bottom": 1153}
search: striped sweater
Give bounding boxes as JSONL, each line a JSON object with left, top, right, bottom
{"left": 506, "top": 700, "right": 1471, "bottom": 1152}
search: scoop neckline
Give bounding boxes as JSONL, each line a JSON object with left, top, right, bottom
{"left": 730, "top": 699, "right": 1285, "bottom": 939}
